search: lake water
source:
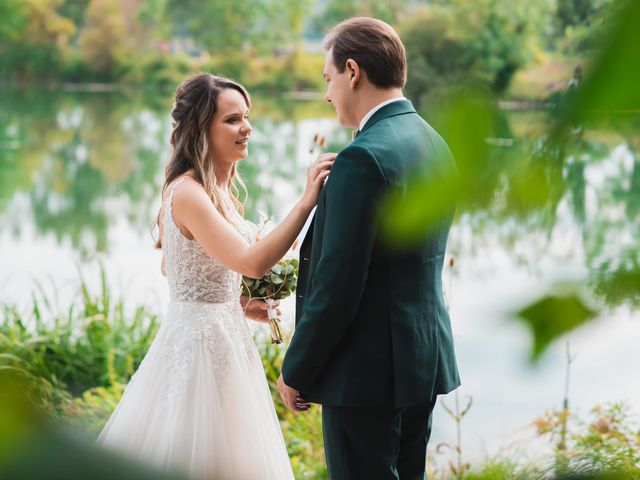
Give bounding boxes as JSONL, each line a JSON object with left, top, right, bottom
{"left": 1, "top": 87, "right": 638, "bottom": 465}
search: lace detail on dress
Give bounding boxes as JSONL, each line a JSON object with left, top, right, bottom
{"left": 158, "top": 179, "right": 261, "bottom": 403}
{"left": 162, "top": 179, "right": 252, "bottom": 303}
{"left": 161, "top": 300, "right": 260, "bottom": 409}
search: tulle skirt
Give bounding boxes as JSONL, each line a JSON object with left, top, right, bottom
{"left": 97, "top": 299, "right": 294, "bottom": 480}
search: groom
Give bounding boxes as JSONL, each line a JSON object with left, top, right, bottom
{"left": 278, "top": 17, "right": 461, "bottom": 479}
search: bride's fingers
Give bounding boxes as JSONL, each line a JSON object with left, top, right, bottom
{"left": 310, "top": 162, "right": 333, "bottom": 183}
{"left": 308, "top": 154, "right": 336, "bottom": 173}
{"left": 313, "top": 169, "right": 331, "bottom": 186}
{"left": 317, "top": 152, "right": 337, "bottom": 163}
{"left": 313, "top": 152, "right": 337, "bottom": 164}
{"left": 309, "top": 159, "right": 334, "bottom": 177}
{"left": 292, "top": 401, "right": 310, "bottom": 412}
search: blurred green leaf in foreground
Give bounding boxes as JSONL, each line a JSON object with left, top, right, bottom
{"left": 0, "top": 371, "right": 187, "bottom": 480}
{"left": 558, "top": 0, "right": 640, "bottom": 128}
{"left": 515, "top": 292, "right": 599, "bottom": 362}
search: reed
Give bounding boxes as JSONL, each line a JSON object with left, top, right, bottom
{"left": 0, "top": 264, "right": 159, "bottom": 410}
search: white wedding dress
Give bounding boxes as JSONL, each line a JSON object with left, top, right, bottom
{"left": 98, "top": 180, "right": 294, "bottom": 479}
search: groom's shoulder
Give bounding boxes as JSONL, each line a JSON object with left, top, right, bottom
{"left": 353, "top": 112, "right": 425, "bottom": 155}
{"left": 338, "top": 142, "right": 374, "bottom": 159}
{"left": 365, "top": 109, "right": 426, "bottom": 139}
{"left": 333, "top": 143, "right": 387, "bottom": 182}
{"left": 336, "top": 142, "right": 380, "bottom": 168}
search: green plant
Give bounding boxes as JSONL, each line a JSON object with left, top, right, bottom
{"left": 60, "top": 383, "right": 124, "bottom": 435}
{"left": 0, "top": 264, "right": 159, "bottom": 405}
{"left": 241, "top": 258, "right": 298, "bottom": 301}
{"left": 257, "top": 339, "right": 327, "bottom": 479}
{"left": 534, "top": 402, "right": 640, "bottom": 478}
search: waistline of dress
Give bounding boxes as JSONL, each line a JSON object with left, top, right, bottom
{"left": 168, "top": 298, "right": 242, "bottom": 307}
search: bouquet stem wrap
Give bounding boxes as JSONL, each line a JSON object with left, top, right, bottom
{"left": 266, "top": 298, "right": 284, "bottom": 344}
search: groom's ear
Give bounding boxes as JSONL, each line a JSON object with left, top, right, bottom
{"left": 345, "top": 59, "right": 361, "bottom": 89}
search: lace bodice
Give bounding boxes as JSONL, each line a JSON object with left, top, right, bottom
{"left": 162, "top": 179, "right": 252, "bottom": 303}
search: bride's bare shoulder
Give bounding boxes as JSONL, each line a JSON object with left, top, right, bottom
{"left": 167, "top": 175, "right": 207, "bottom": 203}
{"left": 170, "top": 176, "right": 214, "bottom": 224}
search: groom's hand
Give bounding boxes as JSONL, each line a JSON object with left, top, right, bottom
{"left": 240, "top": 296, "right": 280, "bottom": 324}
{"left": 277, "top": 373, "right": 310, "bottom": 412}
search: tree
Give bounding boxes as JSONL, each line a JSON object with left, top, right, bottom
{"left": 78, "top": 0, "right": 135, "bottom": 78}
{"left": 400, "top": 0, "right": 544, "bottom": 106}
{"left": 310, "top": 0, "right": 409, "bottom": 35}
{"left": 166, "top": 0, "right": 254, "bottom": 53}
{"left": 0, "top": 0, "right": 26, "bottom": 42}
{"left": 0, "top": 0, "right": 75, "bottom": 80}
{"left": 59, "top": 0, "right": 91, "bottom": 39}
{"left": 554, "top": 0, "right": 613, "bottom": 54}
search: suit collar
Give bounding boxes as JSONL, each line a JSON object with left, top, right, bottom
{"left": 358, "top": 97, "right": 406, "bottom": 131}
{"left": 360, "top": 98, "right": 417, "bottom": 134}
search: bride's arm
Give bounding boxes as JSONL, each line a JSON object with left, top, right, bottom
{"left": 174, "top": 154, "right": 334, "bottom": 278}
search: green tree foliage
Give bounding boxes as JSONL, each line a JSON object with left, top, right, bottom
{"left": 555, "top": 0, "right": 613, "bottom": 53}
{"left": 79, "top": 0, "right": 140, "bottom": 78}
{"left": 165, "top": 0, "right": 313, "bottom": 56}
{"left": 166, "top": 0, "right": 263, "bottom": 53}
{"left": 58, "top": 0, "right": 91, "bottom": 36}
{"left": 0, "top": 0, "right": 75, "bottom": 80}
{"left": 0, "top": 0, "right": 26, "bottom": 41}
{"left": 310, "top": 0, "right": 408, "bottom": 35}
{"left": 399, "top": 0, "right": 549, "bottom": 106}
{"left": 136, "top": 0, "right": 171, "bottom": 41}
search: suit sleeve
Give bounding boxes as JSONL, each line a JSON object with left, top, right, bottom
{"left": 282, "top": 145, "right": 387, "bottom": 392}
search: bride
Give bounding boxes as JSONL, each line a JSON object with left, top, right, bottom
{"left": 98, "top": 73, "right": 334, "bottom": 479}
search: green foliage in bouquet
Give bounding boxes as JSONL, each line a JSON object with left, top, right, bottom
{"left": 241, "top": 259, "right": 299, "bottom": 301}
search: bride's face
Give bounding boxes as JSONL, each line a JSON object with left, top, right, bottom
{"left": 209, "top": 88, "right": 252, "bottom": 164}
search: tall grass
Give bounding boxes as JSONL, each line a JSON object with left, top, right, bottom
{"left": 0, "top": 264, "right": 159, "bottom": 412}
{"left": 1, "top": 268, "right": 638, "bottom": 479}
{"left": 0, "top": 266, "right": 329, "bottom": 477}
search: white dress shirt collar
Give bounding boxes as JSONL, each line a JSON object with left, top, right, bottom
{"left": 358, "top": 96, "right": 406, "bottom": 132}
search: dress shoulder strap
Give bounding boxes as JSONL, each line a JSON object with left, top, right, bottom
{"left": 168, "top": 177, "right": 187, "bottom": 205}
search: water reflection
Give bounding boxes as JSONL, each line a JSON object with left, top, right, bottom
{"left": 0, "top": 89, "right": 343, "bottom": 258}
{"left": 1, "top": 88, "right": 639, "bottom": 462}
{"left": 0, "top": 90, "right": 170, "bottom": 257}
{"left": 0, "top": 88, "right": 639, "bottom": 310}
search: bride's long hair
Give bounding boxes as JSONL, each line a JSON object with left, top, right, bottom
{"left": 154, "top": 73, "right": 250, "bottom": 249}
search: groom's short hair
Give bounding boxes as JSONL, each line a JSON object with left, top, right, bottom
{"left": 323, "top": 17, "right": 407, "bottom": 89}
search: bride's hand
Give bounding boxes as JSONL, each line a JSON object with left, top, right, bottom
{"left": 300, "top": 153, "right": 336, "bottom": 210}
{"left": 241, "top": 296, "right": 280, "bottom": 324}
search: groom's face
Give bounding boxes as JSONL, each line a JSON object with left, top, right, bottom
{"left": 323, "top": 50, "right": 357, "bottom": 128}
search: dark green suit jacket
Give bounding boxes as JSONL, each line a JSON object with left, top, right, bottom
{"left": 282, "top": 99, "right": 460, "bottom": 407}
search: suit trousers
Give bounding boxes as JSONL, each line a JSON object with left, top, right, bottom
{"left": 322, "top": 399, "right": 437, "bottom": 480}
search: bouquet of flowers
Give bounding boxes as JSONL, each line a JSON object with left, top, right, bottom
{"left": 241, "top": 258, "right": 298, "bottom": 344}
